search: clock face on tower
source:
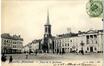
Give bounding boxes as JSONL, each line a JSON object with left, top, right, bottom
{"left": 86, "top": 1, "right": 103, "bottom": 17}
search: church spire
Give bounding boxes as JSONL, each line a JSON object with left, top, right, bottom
{"left": 46, "top": 9, "right": 50, "bottom": 25}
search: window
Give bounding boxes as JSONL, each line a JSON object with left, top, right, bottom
{"left": 87, "top": 47, "right": 89, "bottom": 50}
{"left": 4, "top": 40, "right": 6, "bottom": 43}
{"left": 96, "top": 41, "right": 97, "bottom": 44}
{"left": 7, "top": 40, "right": 8, "bottom": 42}
{"left": 86, "top": 35, "right": 89, "bottom": 44}
{"left": 45, "top": 27, "right": 47, "bottom": 32}
{"left": 94, "top": 35, "right": 97, "bottom": 38}
{"left": 90, "top": 35, "right": 93, "bottom": 38}
{"left": 49, "top": 28, "right": 51, "bottom": 33}
{"left": 70, "top": 40, "right": 72, "bottom": 42}
{"left": 68, "top": 43, "right": 69, "bottom": 46}
{"left": 86, "top": 35, "right": 89, "bottom": 39}
{"left": 55, "top": 49, "right": 56, "bottom": 52}
{"left": 95, "top": 47, "right": 96, "bottom": 50}
{"left": 65, "top": 44, "right": 66, "bottom": 46}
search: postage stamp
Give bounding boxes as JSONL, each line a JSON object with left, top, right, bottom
{"left": 86, "top": 0, "right": 103, "bottom": 17}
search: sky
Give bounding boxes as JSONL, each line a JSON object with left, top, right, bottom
{"left": 1, "top": 0, "right": 103, "bottom": 46}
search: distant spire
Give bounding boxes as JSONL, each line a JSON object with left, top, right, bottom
{"left": 46, "top": 8, "right": 50, "bottom": 25}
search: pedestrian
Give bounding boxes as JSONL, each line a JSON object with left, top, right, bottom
{"left": 1, "top": 54, "right": 7, "bottom": 62}
{"left": 35, "top": 50, "right": 37, "bottom": 56}
{"left": 82, "top": 50, "right": 84, "bottom": 55}
{"left": 9, "top": 56, "right": 13, "bottom": 63}
{"left": 81, "top": 50, "right": 84, "bottom": 55}
{"left": 76, "top": 49, "right": 78, "bottom": 55}
{"left": 26, "top": 54, "right": 28, "bottom": 59}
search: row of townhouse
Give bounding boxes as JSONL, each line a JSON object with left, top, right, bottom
{"left": 22, "top": 39, "right": 41, "bottom": 53}
{"left": 54, "top": 30, "right": 103, "bottom": 53}
{"left": 1, "top": 33, "right": 23, "bottom": 54}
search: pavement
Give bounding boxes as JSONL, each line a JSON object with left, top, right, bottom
{"left": 3, "top": 53, "right": 103, "bottom": 61}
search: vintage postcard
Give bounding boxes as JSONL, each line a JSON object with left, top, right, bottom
{"left": 1, "top": 0, "right": 104, "bottom": 66}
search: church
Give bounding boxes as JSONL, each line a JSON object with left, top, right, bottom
{"left": 40, "top": 10, "right": 54, "bottom": 53}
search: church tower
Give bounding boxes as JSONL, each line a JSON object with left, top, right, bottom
{"left": 41, "top": 10, "right": 53, "bottom": 53}
{"left": 44, "top": 10, "right": 52, "bottom": 38}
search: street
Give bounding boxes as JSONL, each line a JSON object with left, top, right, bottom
{"left": 3, "top": 53, "right": 103, "bottom": 61}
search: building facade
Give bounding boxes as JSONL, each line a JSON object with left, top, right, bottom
{"left": 78, "top": 30, "right": 103, "bottom": 53}
{"left": 54, "top": 33, "right": 78, "bottom": 53}
{"left": 54, "top": 30, "right": 103, "bottom": 54}
{"left": 22, "top": 39, "right": 41, "bottom": 53}
{"left": 1, "top": 33, "right": 23, "bottom": 54}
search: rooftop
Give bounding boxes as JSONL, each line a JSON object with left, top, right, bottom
{"left": 57, "top": 29, "right": 103, "bottom": 38}
{"left": 57, "top": 33, "right": 78, "bottom": 38}
{"left": 1, "top": 33, "right": 23, "bottom": 41}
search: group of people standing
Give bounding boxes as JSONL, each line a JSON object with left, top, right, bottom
{"left": 1, "top": 54, "right": 13, "bottom": 63}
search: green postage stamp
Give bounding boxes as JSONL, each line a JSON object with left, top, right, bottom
{"left": 86, "top": 0, "right": 103, "bottom": 17}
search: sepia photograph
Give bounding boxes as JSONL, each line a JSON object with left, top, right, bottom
{"left": 1, "top": 0, "right": 103, "bottom": 66}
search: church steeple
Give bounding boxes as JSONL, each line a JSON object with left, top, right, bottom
{"left": 45, "top": 9, "right": 50, "bottom": 25}
{"left": 44, "top": 9, "right": 52, "bottom": 38}
{"left": 41, "top": 9, "right": 53, "bottom": 53}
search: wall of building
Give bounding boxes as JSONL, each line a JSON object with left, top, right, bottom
{"left": 22, "top": 40, "right": 40, "bottom": 53}
{"left": 1, "top": 38, "right": 23, "bottom": 54}
{"left": 53, "top": 30, "right": 103, "bottom": 54}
